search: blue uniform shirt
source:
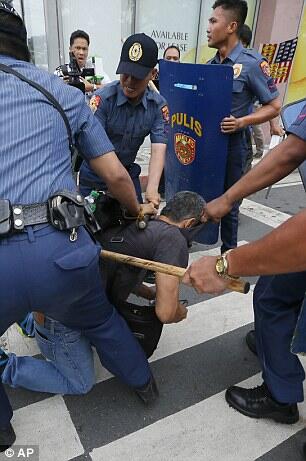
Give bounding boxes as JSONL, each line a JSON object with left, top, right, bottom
{"left": 0, "top": 54, "right": 114, "bottom": 204}
{"left": 287, "top": 104, "right": 306, "bottom": 141}
{"left": 80, "top": 80, "right": 169, "bottom": 187}
{"left": 208, "top": 42, "right": 279, "bottom": 118}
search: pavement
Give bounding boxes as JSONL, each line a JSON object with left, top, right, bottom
{"left": 1, "top": 154, "right": 306, "bottom": 461}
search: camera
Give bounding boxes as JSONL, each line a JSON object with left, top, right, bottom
{"left": 65, "top": 51, "right": 85, "bottom": 93}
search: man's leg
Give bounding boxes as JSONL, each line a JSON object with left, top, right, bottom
{"left": 25, "top": 227, "right": 153, "bottom": 393}
{"left": 2, "top": 319, "right": 95, "bottom": 395}
{"left": 252, "top": 124, "right": 265, "bottom": 158}
{"left": 220, "top": 132, "right": 247, "bottom": 253}
{"left": 226, "top": 272, "right": 306, "bottom": 423}
{"left": 254, "top": 273, "right": 306, "bottom": 403}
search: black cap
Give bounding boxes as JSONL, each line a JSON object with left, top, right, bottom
{"left": 116, "top": 33, "right": 158, "bottom": 79}
{"left": 0, "top": 1, "right": 27, "bottom": 41}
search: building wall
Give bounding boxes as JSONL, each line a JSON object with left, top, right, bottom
{"left": 253, "top": 0, "right": 304, "bottom": 141}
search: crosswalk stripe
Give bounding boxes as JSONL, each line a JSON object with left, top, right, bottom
{"left": 93, "top": 283, "right": 255, "bottom": 384}
{"left": 89, "top": 373, "right": 306, "bottom": 461}
{"left": 240, "top": 199, "right": 291, "bottom": 228}
{"left": 12, "top": 395, "right": 84, "bottom": 461}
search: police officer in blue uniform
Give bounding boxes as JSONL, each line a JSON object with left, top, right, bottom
{"left": 207, "top": 0, "right": 281, "bottom": 253}
{"left": 184, "top": 103, "right": 306, "bottom": 425}
{"left": 79, "top": 33, "right": 169, "bottom": 206}
{"left": 0, "top": 3, "right": 157, "bottom": 451}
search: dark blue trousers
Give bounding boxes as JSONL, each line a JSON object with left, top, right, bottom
{"left": 0, "top": 225, "right": 151, "bottom": 426}
{"left": 254, "top": 272, "right": 306, "bottom": 403}
{"left": 79, "top": 162, "right": 143, "bottom": 203}
{"left": 221, "top": 131, "right": 248, "bottom": 253}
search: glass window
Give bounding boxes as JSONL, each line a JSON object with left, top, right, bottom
{"left": 135, "top": 0, "right": 202, "bottom": 63}
{"left": 13, "top": 0, "right": 48, "bottom": 70}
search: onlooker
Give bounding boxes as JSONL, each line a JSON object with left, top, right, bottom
{"left": 163, "top": 45, "right": 180, "bottom": 62}
{"left": 55, "top": 29, "right": 110, "bottom": 95}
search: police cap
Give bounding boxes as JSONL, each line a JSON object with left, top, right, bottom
{"left": 0, "top": 1, "right": 27, "bottom": 41}
{"left": 116, "top": 33, "right": 158, "bottom": 80}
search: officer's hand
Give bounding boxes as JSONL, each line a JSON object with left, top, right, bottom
{"left": 203, "top": 195, "right": 233, "bottom": 223}
{"left": 140, "top": 202, "right": 157, "bottom": 216}
{"left": 63, "top": 76, "right": 70, "bottom": 84}
{"left": 221, "top": 115, "right": 243, "bottom": 133}
{"left": 80, "top": 77, "right": 95, "bottom": 93}
{"left": 145, "top": 190, "right": 160, "bottom": 208}
{"left": 183, "top": 256, "right": 228, "bottom": 294}
{"left": 270, "top": 125, "right": 285, "bottom": 137}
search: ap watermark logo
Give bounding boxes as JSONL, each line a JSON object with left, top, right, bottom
{"left": 2, "top": 446, "right": 39, "bottom": 460}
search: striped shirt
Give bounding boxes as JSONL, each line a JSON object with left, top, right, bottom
{"left": 0, "top": 54, "right": 114, "bottom": 204}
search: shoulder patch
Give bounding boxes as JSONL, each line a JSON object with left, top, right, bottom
{"left": 260, "top": 61, "right": 271, "bottom": 78}
{"left": 89, "top": 95, "right": 101, "bottom": 113}
{"left": 267, "top": 78, "right": 277, "bottom": 94}
{"left": 233, "top": 63, "right": 243, "bottom": 79}
{"left": 161, "top": 105, "right": 170, "bottom": 123}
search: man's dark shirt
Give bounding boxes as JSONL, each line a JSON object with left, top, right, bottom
{"left": 101, "top": 219, "right": 189, "bottom": 303}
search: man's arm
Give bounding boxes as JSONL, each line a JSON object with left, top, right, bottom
{"left": 269, "top": 117, "right": 285, "bottom": 136}
{"left": 90, "top": 152, "right": 154, "bottom": 216}
{"left": 145, "top": 143, "right": 166, "bottom": 206}
{"left": 155, "top": 273, "right": 187, "bottom": 323}
{"left": 183, "top": 209, "right": 306, "bottom": 294}
{"left": 205, "top": 133, "right": 306, "bottom": 221}
{"left": 221, "top": 97, "right": 281, "bottom": 133}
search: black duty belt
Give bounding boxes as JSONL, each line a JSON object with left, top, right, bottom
{"left": 0, "top": 190, "right": 100, "bottom": 239}
{"left": 11, "top": 203, "right": 49, "bottom": 231}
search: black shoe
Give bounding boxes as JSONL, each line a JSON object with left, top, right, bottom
{"left": 135, "top": 375, "right": 159, "bottom": 404}
{"left": 225, "top": 382, "right": 299, "bottom": 424}
{"left": 245, "top": 329, "right": 257, "bottom": 356}
{"left": 0, "top": 423, "right": 16, "bottom": 452}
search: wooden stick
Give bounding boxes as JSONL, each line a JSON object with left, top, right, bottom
{"left": 101, "top": 250, "right": 250, "bottom": 294}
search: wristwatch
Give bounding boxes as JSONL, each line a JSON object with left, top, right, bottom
{"left": 215, "top": 251, "right": 236, "bottom": 279}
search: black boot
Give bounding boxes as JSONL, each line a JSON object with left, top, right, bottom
{"left": 0, "top": 423, "right": 16, "bottom": 452}
{"left": 225, "top": 382, "right": 299, "bottom": 424}
{"left": 245, "top": 329, "right": 257, "bottom": 356}
{"left": 135, "top": 375, "right": 159, "bottom": 404}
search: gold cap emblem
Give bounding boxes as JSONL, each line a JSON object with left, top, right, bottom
{"left": 129, "top": 42, "right": 143, "bottom": 62}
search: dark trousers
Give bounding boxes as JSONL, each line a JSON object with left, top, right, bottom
{"left": 79, "top": 162, "right": 143, "bottom": 203}
{"left": 0, "top": 383, "right": 12, "bottom": 428}
{"left": 254, "top": 272, "right": 306, "bottom": 403}
{"left": 220, "top": 131, "right": 248, "bottom": 253}
{"left": 0, "top": 225, "right": 150, "bottom": 426}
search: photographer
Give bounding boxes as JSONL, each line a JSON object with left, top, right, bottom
{"left": 55, "top": 29, "right": 110, "bottom": 95}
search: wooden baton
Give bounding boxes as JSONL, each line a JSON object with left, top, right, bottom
{"left": 101, "top": 250, "right": 250, "bottom": 294}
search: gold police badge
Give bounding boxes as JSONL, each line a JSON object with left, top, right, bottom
{"left": 233, "top": 63, "right": 243, "bottom": 79}
{"left": 129, "top": 43, "right": 143, "bottom": 61}
{"left": 174, "top": 133, "right": 196, "bottom": 165}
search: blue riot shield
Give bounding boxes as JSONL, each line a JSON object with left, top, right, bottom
{"left": 159, "top": 60, "right": 233, "bottom": 244}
